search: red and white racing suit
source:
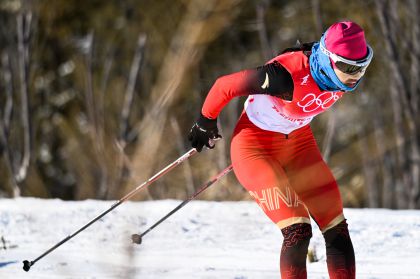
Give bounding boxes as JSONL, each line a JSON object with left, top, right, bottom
{"left": 202, "top": 51, "right": 345, "bottom": 232}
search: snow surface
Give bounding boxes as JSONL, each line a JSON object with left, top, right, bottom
{"left": 1, "top": 198, "right": 420, "bottom": 278}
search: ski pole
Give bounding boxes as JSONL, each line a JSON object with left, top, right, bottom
{"left": 23, "top": 148, "right": 197, "bottom": 272}
{"left": 131, "top": 164, "right": 233, "bottom": 245}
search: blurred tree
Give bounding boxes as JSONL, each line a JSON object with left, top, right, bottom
{"left": 0, "top": 0, "right": 419, "bottom": 209}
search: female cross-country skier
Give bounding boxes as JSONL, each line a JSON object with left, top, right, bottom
{"left": 188, "top": 21, "right": 373, "bottom": 278}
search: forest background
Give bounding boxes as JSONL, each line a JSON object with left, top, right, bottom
{"left": 0, "top": 0, "right": 419, "bottom": 209}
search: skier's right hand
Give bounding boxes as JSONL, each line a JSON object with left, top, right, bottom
{"left": 188, "top": 113, "right": 222, "bottom": 152}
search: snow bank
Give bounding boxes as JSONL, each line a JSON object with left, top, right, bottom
{"left": 1, "top": 198, "right": 419, "bottom": 278}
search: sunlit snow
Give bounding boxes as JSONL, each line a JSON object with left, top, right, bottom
{"left": 1, "top": 198, "right": 420, "bottom": 278}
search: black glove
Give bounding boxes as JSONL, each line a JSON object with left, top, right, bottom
{"left": 188, "top": 113, "right": 222, "bottom": 152}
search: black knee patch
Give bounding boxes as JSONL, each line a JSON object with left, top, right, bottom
{"left": 281, "top": 223, "right": 313, "bottom": 250}
{"left": 323, "top": 220, "right": 356, "bottom": 278}
{"left": 323, "top": 219, "right": 353, "bottom": 252}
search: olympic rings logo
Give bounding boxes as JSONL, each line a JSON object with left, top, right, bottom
{"left": 297, "top": 92, "right": 341, "bottom": 112}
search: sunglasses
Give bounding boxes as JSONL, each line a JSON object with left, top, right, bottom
{"left": 320, "top": 42, "right": 373, "bottom": 75}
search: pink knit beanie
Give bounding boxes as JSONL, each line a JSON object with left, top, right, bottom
{"left": 325, "top": 21, "right": 368, "bottom": 60}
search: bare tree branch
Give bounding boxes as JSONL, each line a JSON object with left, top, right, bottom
{"left": 2, "top": 53, "right": 13, "bottom": 131}
{"left": 119, "top": 34, "right": 147, "bottom": 145}
{"left": 256, "top": 0, "right": 273, "bottom": 60}
{"left": 408, "top": 0, "right": 420, "bottom": 114}
{"left": 376, "top": 0, "right": 412, "bottom": 117}
{"left": 0, "top": 119, "right": 20, "bottom": 197}
{"left": 83, "top": 32, "right": 98, "bottom": 134}
{"left": 81, "top": 31, "right": 109, "bottom": 198}
{"left": 99, "top": 43, "right": 115, "bottom": 131}
{"left": 15, "top": 12, "right": 32, "bottom": 183}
